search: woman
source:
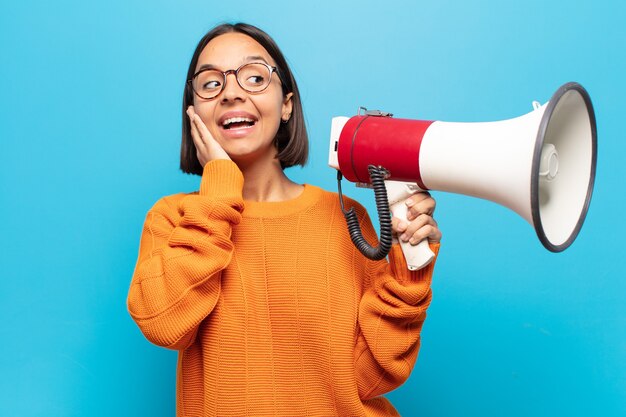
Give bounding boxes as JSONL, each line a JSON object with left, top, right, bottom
{"left": 127, "top": 22, "right": 442, "bottom": 417}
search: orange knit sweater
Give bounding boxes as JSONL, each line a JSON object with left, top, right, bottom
{"left": 127, "top": 159, "right": 439, "bottom": 417}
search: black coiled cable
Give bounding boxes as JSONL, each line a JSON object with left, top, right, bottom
{"left": 337, "top": 165, "right": 393, "bottom": 260}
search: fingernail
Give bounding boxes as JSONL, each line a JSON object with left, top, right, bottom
{"left": 400, "top": 233, "right": 409, "bottom": 241}
{"left": 405, "top": 199, "right": 414, "bottom": 207}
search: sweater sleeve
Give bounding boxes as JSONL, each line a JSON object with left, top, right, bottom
{"left": 354, "top": 210, "right": 440, "bottom": 400}
{"left": 127, "top": 159, "right": 244, "bottom": 351}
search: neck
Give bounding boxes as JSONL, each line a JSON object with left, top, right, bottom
{"left": 235, "top": 154, "right": 302, "bottom": 202}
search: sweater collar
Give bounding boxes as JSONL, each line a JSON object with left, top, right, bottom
{"left": 242, "top": 184, "right": 323, "bottom": 218}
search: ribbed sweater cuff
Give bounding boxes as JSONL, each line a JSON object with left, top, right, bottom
{"left": 389, "top": 242, "right": 440, "bottom": 280}
{"left": 199, "top": 159, "right": 244, "bottom": 199}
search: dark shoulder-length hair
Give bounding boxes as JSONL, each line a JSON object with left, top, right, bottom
{"left": 180, "top": 22, "right": 308, "bottom": 175}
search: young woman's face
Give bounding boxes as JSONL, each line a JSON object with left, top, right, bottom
{"left": 192, "top": 32, "right": 292, "bottom": 166}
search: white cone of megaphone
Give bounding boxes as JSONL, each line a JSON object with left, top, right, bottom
{"left": 329, "top": 82, "right": 597, "bottom": 270}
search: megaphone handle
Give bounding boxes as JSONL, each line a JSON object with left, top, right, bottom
{"left": 389, "top": 199, "right": 435, "bottom": 270}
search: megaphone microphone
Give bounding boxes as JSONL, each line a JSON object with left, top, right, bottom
{"left": 329, "top": 82, "right": 597, "bottom": 270}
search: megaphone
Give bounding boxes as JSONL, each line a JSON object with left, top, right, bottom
{"left": 328, "top": 82, "right": 597, "bottom": 270}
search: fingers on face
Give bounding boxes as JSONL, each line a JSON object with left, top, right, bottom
{"left": 186, "top": 107, "right": 202, "bottom": 146}
{"left": 187, "top": 106, "right": 214, "bottom": 154}
{"left": 194, "top": 114, "right": 214, "bottom": 143}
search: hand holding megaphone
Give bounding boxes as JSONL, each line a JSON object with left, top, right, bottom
{"left": 386, "top": 180, "right": 437, "bottom": 270}
{"left": 329, "top": 82, "right": 597, "bottom": 269}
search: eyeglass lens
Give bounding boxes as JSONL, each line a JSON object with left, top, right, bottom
{"left": 192, "top": 63, "right": 272, "bottom": 99}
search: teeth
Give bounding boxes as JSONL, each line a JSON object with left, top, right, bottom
{"left": 222, "top": 117, "right": 255, "bottom": 127}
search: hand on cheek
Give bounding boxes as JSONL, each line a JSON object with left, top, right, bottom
{"left": 186, "top": 106, "right": 231, "bottom": 166}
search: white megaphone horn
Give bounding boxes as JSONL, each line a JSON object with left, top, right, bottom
{"left": 328, "top": 82, "right": 597, "bottom": 270}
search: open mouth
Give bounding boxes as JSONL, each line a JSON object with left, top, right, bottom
{"left": 221, "top": 117, "right": 257, "bottom": 130}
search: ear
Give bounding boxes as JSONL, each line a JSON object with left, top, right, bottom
{"left": 282, "top": 92, "right": 294, "bottom": 122}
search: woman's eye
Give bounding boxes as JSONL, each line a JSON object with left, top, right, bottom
{"left": 247, "top": 75, "right": 264, "bottom": 85}
{"left": 203, "top": 80, "right": 221, "bottom": 90}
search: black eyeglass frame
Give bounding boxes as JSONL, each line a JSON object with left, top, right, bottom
{"left": 187, "top": 62, "right": 282, "bottom": 100}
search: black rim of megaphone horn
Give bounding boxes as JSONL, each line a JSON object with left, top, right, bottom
{"left": 531, "top": 82, "right": 597, "bottom": 252}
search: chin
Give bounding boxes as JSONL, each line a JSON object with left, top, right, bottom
{"left": 227, "top": 146, "right": 277, "bottom": 166}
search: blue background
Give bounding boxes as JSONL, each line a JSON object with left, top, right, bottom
{"left": 1, "top": 1, "right": 624, "bottom": 416}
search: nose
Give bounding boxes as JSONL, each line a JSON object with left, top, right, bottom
{"left": 221, "top": 71, "right": 246, "bottom": 102}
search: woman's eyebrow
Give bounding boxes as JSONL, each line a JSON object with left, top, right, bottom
{"left": 195, "top": 56, "right": 269, "bottom": 73}
{"left": 243, "top": 55, "right": 268, "bottom": 63}
{"left": 196, "top": 63, "right": 217, "bottom": 72}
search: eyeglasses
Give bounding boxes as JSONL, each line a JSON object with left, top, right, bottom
{"left": 188, "top": 62, "right": 280, "bottom": 100}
